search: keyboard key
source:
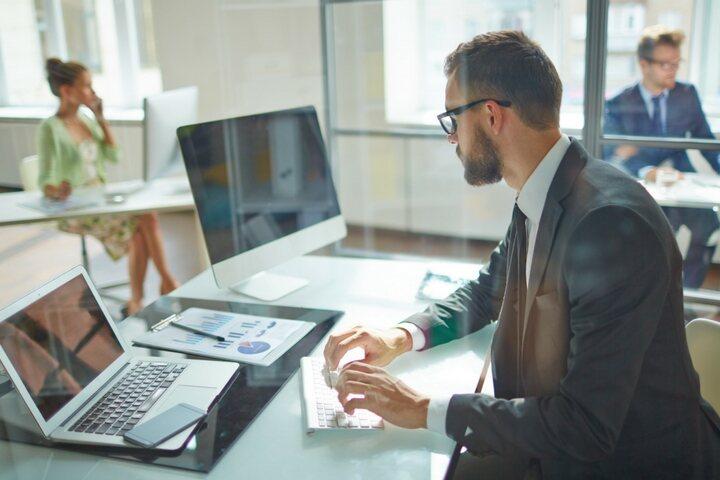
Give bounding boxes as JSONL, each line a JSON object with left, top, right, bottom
{"left": 95, "top": 424, "right": 111, "bottom": 434}
{"left": 65, "top": 363, "right": 186, "bottom": 435}
{"left": 301, "top": 357, "right": 383, "bottom": 432}
{"left": 138, "top": 388, "right": 166, "bottom": 412}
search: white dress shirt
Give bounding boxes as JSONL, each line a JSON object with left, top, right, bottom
{"left": 637, "top": 82, "right": 669, "bottom": 129}
{"left": 636, "top": 83, "right": 671, "bottom": 179}
{"left": 398, "top": 134, "right": 571, "bottom": 435}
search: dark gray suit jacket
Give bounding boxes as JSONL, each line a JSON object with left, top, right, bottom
{"left": 406, "top": 139, "right": 720, "bottom": 478}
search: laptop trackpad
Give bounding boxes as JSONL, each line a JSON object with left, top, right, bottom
{"left": 159, "top": 385, "right": 217, "bottom": 411}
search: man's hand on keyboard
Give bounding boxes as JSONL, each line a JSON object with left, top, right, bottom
{"left": 335, "top": 362, "right": 429, "bottom": 429}
{"left": 323, "top": 326, "right": 412, "bottom": 371}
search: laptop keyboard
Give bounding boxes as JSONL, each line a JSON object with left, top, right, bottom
{"left": 70, "top": 361, "right": 186, "bottom": 436}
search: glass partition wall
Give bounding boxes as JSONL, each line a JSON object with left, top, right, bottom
{"left": 321, "top": 0, "right": 720, "bottom": 312}
{"left": 322, "top": 0, "right": 586, "bottom": 263}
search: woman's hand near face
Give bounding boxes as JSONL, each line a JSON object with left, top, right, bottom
{"left": 86, "top": 91, "right": 117, "bottom": 147}
{"left": 87, "top": 94, "right": 104, "bottom": 122}
{"left": 43, "top": 181, "right": 72, "bottom": 201}
{"left": 59, "top": 180, "right": 72, "bottom": 199}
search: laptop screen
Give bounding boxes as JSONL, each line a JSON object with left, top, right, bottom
{"left": 0, "top": 274, "right": 124, "bottom": 420}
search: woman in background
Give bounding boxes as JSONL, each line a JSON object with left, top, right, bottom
{"left": 38, "top": 58, "right": 179, "bottom": 315}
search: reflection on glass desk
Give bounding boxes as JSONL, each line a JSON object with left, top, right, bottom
{"left": 0, "top": 296, "right": 342, "bottom": 473}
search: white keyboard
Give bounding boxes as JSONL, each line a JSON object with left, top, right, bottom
{"left": 300, "top": 357, "right": 383, "bottom": 432}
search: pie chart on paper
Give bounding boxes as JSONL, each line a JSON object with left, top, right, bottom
{"left": 237, "top": 341, "right": 271, "bottom": 355}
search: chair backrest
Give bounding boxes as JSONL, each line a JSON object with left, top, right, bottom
{"left": 19, "top": 155, "right": 40, "bottom": 192}
{"left": 686, "top": 318, "right": 720, "bottom": 411}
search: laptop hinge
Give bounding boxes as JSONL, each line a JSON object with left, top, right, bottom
{"left": 58, "top": 361, "right": 133, "bottom": 428}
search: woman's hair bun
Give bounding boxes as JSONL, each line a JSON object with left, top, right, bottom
{"left": 45, "top": 58, "right": 86, "bottom": 97}
{"left": 45, "top": 57, "right": 63, "bottom": 73}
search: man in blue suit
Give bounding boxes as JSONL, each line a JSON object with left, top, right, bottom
{"left": 604, "top": 25, "right": 720, "bottom": 288}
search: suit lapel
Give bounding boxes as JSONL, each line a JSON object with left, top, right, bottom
{"left": 523, "top": 199, "right": 563, "bottom": 325}
{"left": 521, "top": 140, "right": 586, "bottom": 344}
{"left": 665, "top": 86, "right": 684, "bottom": 135}
{"left": 628, "top": 85, "right": 652, "bottom": 134}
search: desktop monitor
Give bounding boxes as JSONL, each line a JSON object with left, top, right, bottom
{"left": 143, "top": 86, "right": 199, "bottom": 181}
{"left": 177, "top": 106, "right": 346, "bottom": 300}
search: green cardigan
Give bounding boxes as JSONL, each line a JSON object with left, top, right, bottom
{"left": 37, "top": 113, "right": 121, "bottom": 189}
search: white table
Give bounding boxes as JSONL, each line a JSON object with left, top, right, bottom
{"left": 0, "top": 255, "right": 492, "bottom": 479}
{"left": 642, "top": 173, "right": 720, "bottom": 210}
{"left": 0, "top": 177, "right": 195, "bottom": 227}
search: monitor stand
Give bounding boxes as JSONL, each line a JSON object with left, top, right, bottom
{"left": 228, "top": 272, "right": 309, "bottom": 302}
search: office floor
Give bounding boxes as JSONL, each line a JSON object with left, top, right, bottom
{"left": 0, "top": 213, "right": 204, "bottom": 318}
{"left": 0, "top": 221, "right": 718, "bottom": 322}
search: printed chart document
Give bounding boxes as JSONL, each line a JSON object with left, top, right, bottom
{"left": 132, "top": 308, "right": 315, "bottom": 366}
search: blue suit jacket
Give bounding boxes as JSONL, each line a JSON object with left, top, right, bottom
{"left": 603, "top": 82, "right": 719, "bottom": 177}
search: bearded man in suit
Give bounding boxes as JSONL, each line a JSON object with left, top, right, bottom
{"left": 325, "top": 30, "right": 720, "bottom": 479}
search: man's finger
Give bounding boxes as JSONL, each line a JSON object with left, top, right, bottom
{"left": 330, "top": 332, "right": 371, "bottom": 366}
{"left": 340, "top": 361, "right": 382, "bottom": 375}
{"left": 342, "top": 396, "right": 372, "bottom": 416}
{"left": 335, "top": 380, "right": 369, "bottom": 400}
{"left": 323, "top": 328, "right": 359, "bottom": 369}
{"left": 336, "top": 368, "right": 377, "bottom": 391}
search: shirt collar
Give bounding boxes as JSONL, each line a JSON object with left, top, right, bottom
{"left": 638, "top": 82, "right": 669, "bottom": 103}
{"left": 516, "top": 134, "right": 571, "bottom": 225}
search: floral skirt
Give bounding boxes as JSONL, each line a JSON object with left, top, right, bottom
{"left": 58, "top": 214, "right": 138, "bottom": 261}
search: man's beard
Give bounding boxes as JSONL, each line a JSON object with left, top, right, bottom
{"left": 456, "top": 126, "right": 502, "bottom": 186}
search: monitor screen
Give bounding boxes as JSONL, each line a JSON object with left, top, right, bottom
{"left": 178, "top": 106, "right": 341, "bottom": 265}
{"left": 0, "top": 274, "right": 124, "bottom": 420}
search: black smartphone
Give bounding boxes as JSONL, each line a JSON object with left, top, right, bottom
{"left": 123, "top": 403, "right": 206, "bottom": 448}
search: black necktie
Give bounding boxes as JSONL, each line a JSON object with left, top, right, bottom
{"left": 650, "top": 95, "right": 663, "bottom": 135}
{"left": 512, "top": 203, "right": 528, "bottom": 394}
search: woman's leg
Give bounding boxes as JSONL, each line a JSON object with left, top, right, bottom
{"left": 136, "top": 212, "right": 179, "bottom": 294}
{"left": 127, "top": 229, "right": 149, "bottom": 315}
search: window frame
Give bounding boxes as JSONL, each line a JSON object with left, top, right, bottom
{"left": 586, "top": 0, "right": 720, "bottom": 157}
{"left": 0, "top": 0, "right": 151, "bottom": 109}
{"left": 320, "top": 0, "right": 720, "bottom": 171}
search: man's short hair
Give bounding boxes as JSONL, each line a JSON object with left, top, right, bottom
{"left": 637, "top": 25, "right": 685, "bottom": 60}
{"left": 443, "top": 30, "right": 562, "bottom": 131}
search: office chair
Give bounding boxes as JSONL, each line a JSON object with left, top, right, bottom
{"left": 19, "top": 154, "right": 127, "bottom": 304}
{"left": 685, "top": 318, "right": 720, "bottom": 411}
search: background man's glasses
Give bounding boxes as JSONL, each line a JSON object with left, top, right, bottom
{"left": 437, "top": 98, "right": 512, "bottom": 135}
{"left": 642, "top": 57, "right": 683, "bottom": 71}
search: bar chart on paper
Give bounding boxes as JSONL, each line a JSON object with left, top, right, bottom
{"left": 133, "top": 308, "right": 315, "bottom": 366}
{"left": 173, "top": 332, "right": 205, "bottom": 346}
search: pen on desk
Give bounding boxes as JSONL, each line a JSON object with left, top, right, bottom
{"left": 152, "top": 313, "right": 179, "bottom": 331}
{"left": 152, "top": 313, "right": 227, "bottom": 341}
{"left": 172, "top": 322, "right": 226, "bottom": 342}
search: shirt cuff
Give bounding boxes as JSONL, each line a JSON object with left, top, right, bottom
{"left": 638, "top": 165, "right": 654, "bottom": 180}
{"left": 426, "top": 394, "right": 453, "bottom": 435}
{"left": 396, "top": 322, "right": 425, "bottom": 351}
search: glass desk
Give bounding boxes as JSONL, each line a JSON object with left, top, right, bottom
{"left": 0, "top": 296, "right": 342, "bottom": 473}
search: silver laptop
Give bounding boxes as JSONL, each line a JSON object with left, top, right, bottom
{"left": 0, "top": 266, "right": 238, "bottom": 450}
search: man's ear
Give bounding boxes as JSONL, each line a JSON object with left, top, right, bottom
{"left": 485, "top": 102, "right": 505, "bottom": 135}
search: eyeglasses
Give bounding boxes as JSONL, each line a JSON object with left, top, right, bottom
{"left": 642, "top": 57, "right": 683, "bottom": 71}
{"left": 437, "top": 98, "right": 512, "bottom": 135}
